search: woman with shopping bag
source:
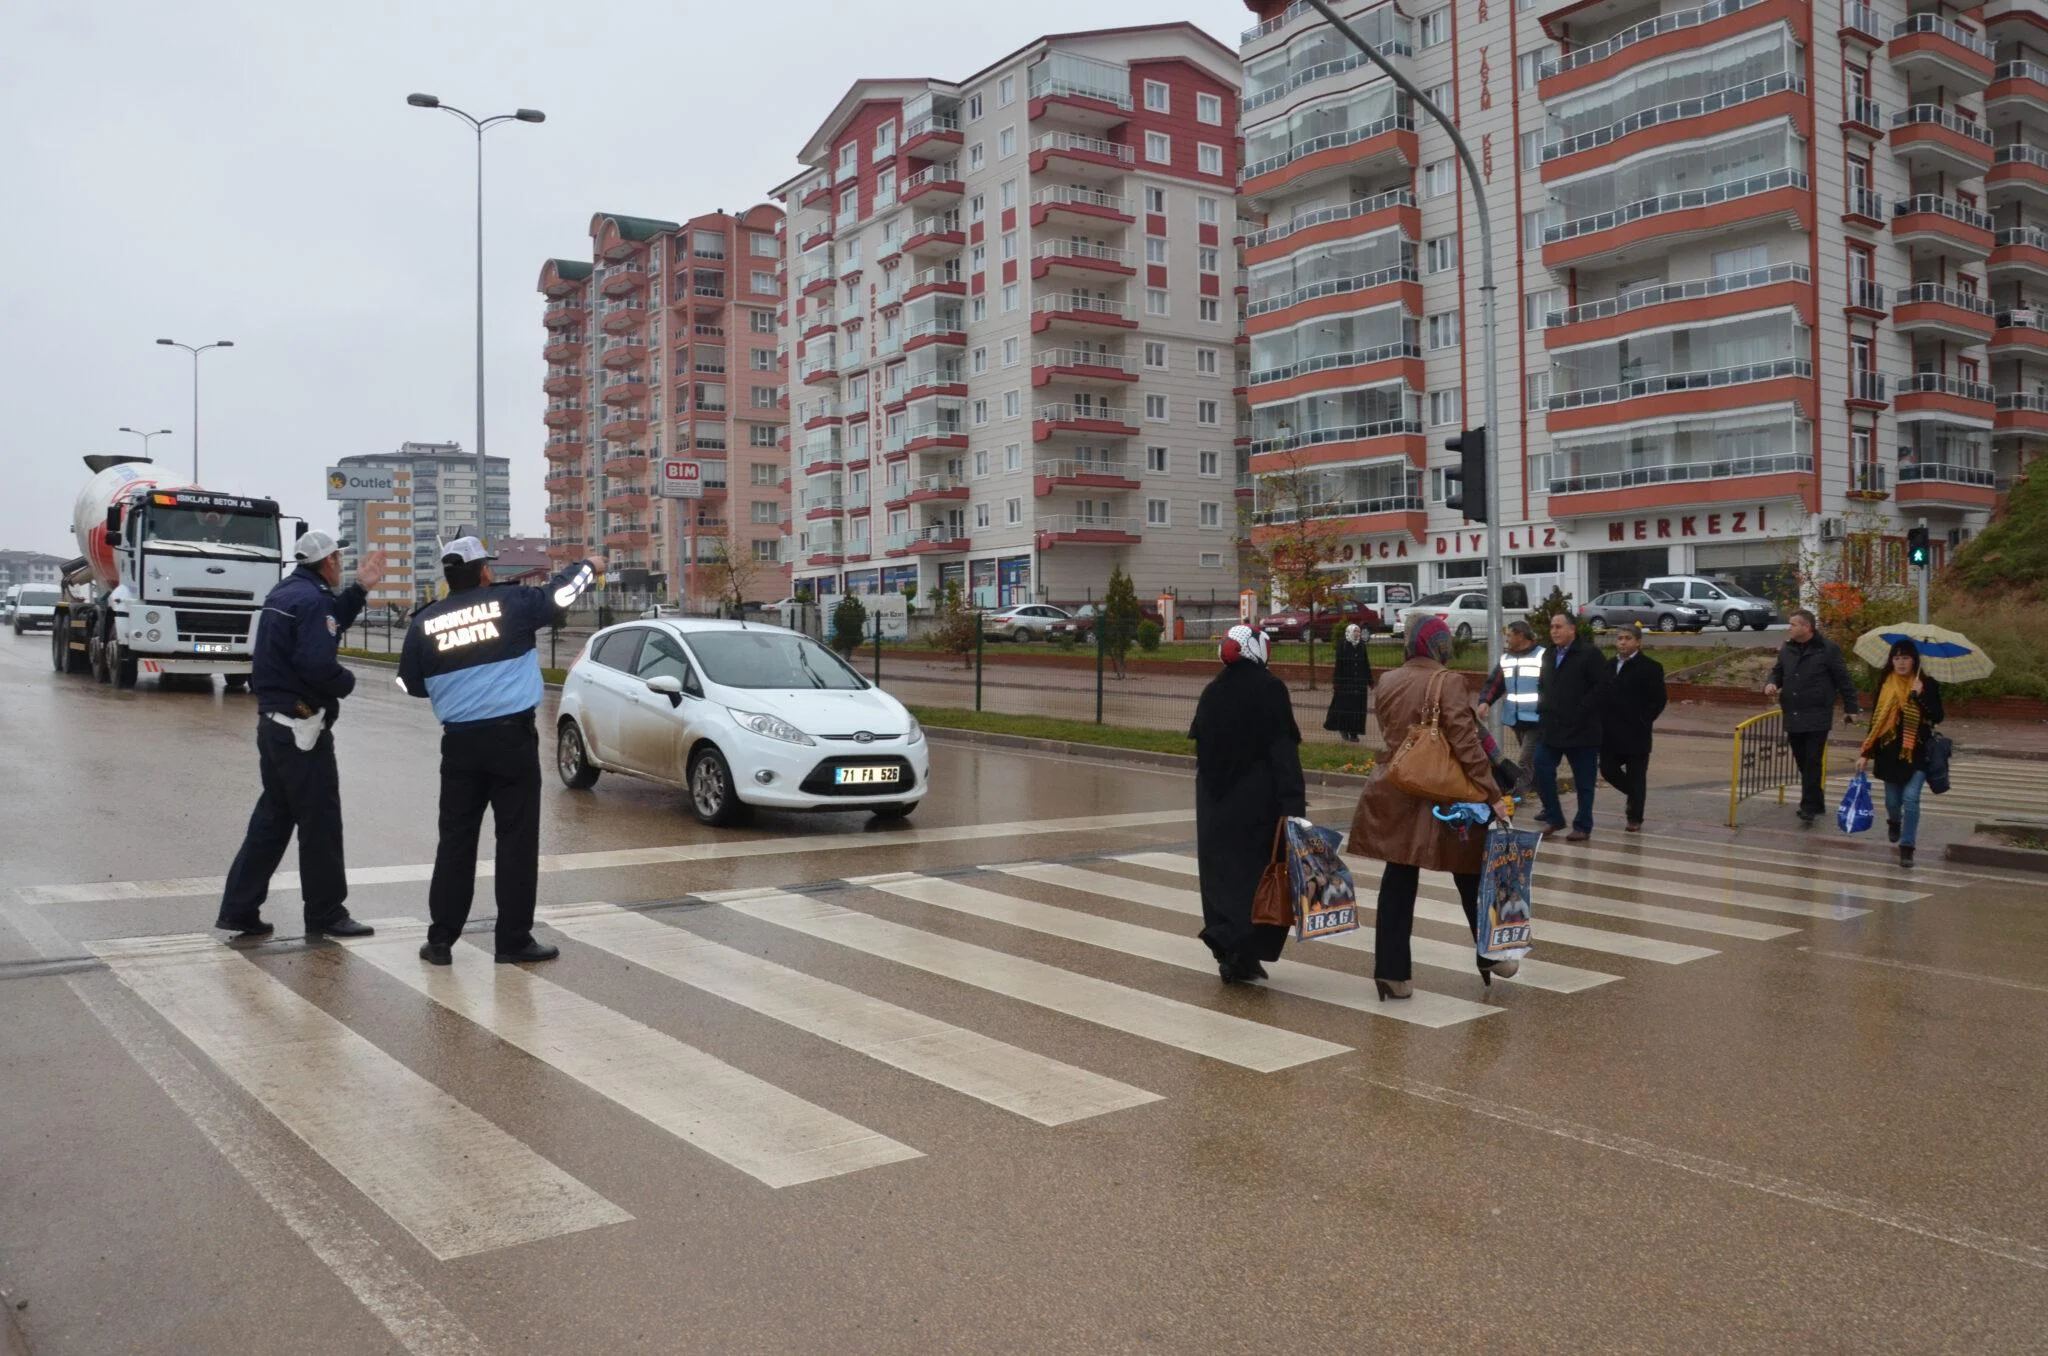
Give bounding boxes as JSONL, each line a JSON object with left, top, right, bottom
{"left": 1855, "top": 636, "right": 1945, "bottom": 868}
{"left": 1189, "top": 624, "right": 1308, "bottom": 984}
{"left": 1347, "top": 616, "right": 1517, "bottom": 999}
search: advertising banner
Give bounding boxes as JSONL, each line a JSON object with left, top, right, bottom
{"left": 658, "top": 459, "right": 704, "bottom": 498}
{"left": 326, "top": 467, "right": 398, "bottom": 501}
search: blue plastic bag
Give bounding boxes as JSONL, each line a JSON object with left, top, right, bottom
{"left": 1476, "top": 821, "right": 1541, "bottom": 962}
{"left": 1837, "top": 771, "right": 1875, "bottom": 834}
{"left": 1284, "top": 819, "right": 1359, "bottom": 942}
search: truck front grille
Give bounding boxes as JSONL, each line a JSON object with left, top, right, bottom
{"left": 175, "top": 609, "right": 254, "bottom": 640}
{"left": 172, "top": 587, "right": 257, "bottom": 602}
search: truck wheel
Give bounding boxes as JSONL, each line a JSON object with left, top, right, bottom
{"left": 90, "top": 623, "right": 112, "bottom": 684}
{"left": 115, "top": 650, "right": 138, "bottom": 689}
{"left": 223, "top": 674, "right": 248, "bottom": 692}
{"left": 59, "top": 618, "right": 89, "bottom": 675}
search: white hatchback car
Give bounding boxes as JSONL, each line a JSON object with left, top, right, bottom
{"left": 556, "top": 618, "right": 929, "bottom": 825}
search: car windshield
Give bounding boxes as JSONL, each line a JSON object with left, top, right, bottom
{"left": 1414, "top": 591, "right": 1463, "bottom": 606}
{"left": 19, "top": 588, "right": 58, "bottom": 605}
{"left": 1714, "top": 581, "right": 1769, "bottom": 602}
{"left": 683, "top": 629, "right": 869, "bottom": 690}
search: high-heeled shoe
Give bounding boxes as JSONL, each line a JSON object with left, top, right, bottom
{"left": 1374, "top": 978, "right": 1412, "bottom": 1000}
{"left": 1480, "top": 959, "right": 1521, "bottom": 987}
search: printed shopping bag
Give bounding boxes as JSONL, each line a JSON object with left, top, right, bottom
{"left": 1837, "top": 771, "right": 1876, "bottom": 834}
{"left": 1284, "top": 818, "right": 1359, "bottom": 943}
{"left": 1476, "top": 820, "right": 1540, "bottom": 962}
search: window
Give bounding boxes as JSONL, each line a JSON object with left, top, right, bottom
{"left": 1005, "top": 496, "right": 1021, "bottom": 524}
{"left": 1144, "top": 341, "right": 1168, "bottom": 369}
{"left": 1200, "top": 551, "right": 1223, "bottom": 568}
{"left": 998, "top": 75, "right": 1014, "bottom": 106}
{"left": 750, "top": 232, "right": 777, "bottom": 256}
{"left": 1003, "top": 389, "right": 1020, "bottom": 418}
{"left": 751, "top": 386, "right": 778, "bottom": 409}
{"left": 838, "top": 142, "right": 857, "bottom": 174}
{"left": 1429, "top": 387, "right": 1462, "bottom": 426}
{"left": 1145, "top": 236, "right": 1168, "bottom": 264}
{"left": 1198, "top": 449, "right": 1220, "bottom": 476}
{"left": 1518, "top": 49, "right": 1552, "bottom": 91}
{"left": 1418, "top": 8, "right": 1448, "bottom": 46}
{"left": 1145, "top": 394, "right": 1168, "bottom": 420}
{"left": 1428, "top": 311, "right": 1460, "bottom": 350}
{"left": 1000, "top": 231, "right": 1017, "bottom": 261}
{"left": 1426, "top": 235, "right": 1458, "bottom": 274}
{"left": 969, "top": 143, "right": 985, "bottom": 172}
{"left": 1197, "top": 246, "right": 1219, "bottom": 272}
{"left": 1199, "top": 502, "right": 1221, "bottom": 529}
{"left": 749, "top": 310, "right": 777, "bottom": 334}
{"left": 1144, "top": 80, "right": 1170, "bottom": 113}
{"left": 751, "top": 500, "right": 780, "bottom": 524}
{"left": 750, "top": 348, "right": 775, "bottom": 371}
{"left": 1428, "top": 468, "right": 1448, "bottom": 504}
{"left": 1198, "top": 143, "right": 1223, "bottom": 175}
{"left": 973, "top": 399, "right": 989, "bottom": 426}
{"left": 1197, "top": 195, "right": 1218, "bottom": 224}
{"left": 1146, "top": 498, "right": 1170, "bottom": 526}
{"left": 971, "top": 346, "right": 987, "bottom": 374}
{"left": 1002, "top": 337, "right": 1018, "bottom": 366}
{"left": 1005, "top": 443, "right": 1021, "bottom": 472}
{"left": 974, "top": 448, "right": 991, "bottom": 478}
{"left": 875, "top": 121, "right": 896, "bottom": 156}
{"left": 999, "top": 180, "right": 1017, "bottom": 209}
{"left": 1525, "top": 371, "right": 1552, "bottom": 411}
{"left": 1524, "top": 287, "right": 1561, "bottom": 330}
{"left": 1424, "top": 159, "right": 1456, "bottom": 198}
{"left": 1199, "top": 298, "right": 1220, "bottom": 323}
{"left": 974, "top": 502, "right": 990, "bottom": 528}
{"left": 1145, "top": 186, "right": 1167, "bottom": 214}
{"left": 750, "top": 426, "right": 780, "bottom": 450}
{"left": 1519, "top": 130, "right": 1542, "bottom": 166}
{"left": 966, "top": 91, "right": 983, "bottom": 121}
{"left": 1522, "top": 208, "right": 1549, "bottom": 242}
{"left": 1196, "top": 399, "right": 1219, "bottom": 425}
{"left": 971, "top": 296, "right": 987, "bottom": 322}
{"left": 1197, "top": 92, "right": 1222, "bottom": 125}
{"left": 968, "top": 193, "right": 985, "bottom": 223}
{"left": 750, "top": 270, "right": 776, "bottom": 294}
{"left": 840, "top": 186, "right": 857, "bottom": 218}
{"left": 971, "top": 244, "right": 986, "bottom": 273}
{"left": 998, "top": 126, "right": 1016, "bottom": 158}
{"left": 1424, "top": 81, "right": 1453, "bottom": 113}
{"left": 752, "top": 540, "right": 779, "bottom": 562}
{"left": 1197, "top": 348, "right": 1218, "bottom": 374}
{"left": 1001, "top": 283, "right": 1018, "bottom": 312}
{"left": 1711, "top": 245, "right": 1769, "bottom": 276}
{"left": 1146, "top": 289, "right": 1169, "bottom": 316}
{"left": 1146, "top": 132, "right": 1171, "bottom": 164}
{"left": 1147, "top": 445, "right": 1169, "bottom": 473}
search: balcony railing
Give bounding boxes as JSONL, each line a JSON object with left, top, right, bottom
{"left": 1252, "top": 493, "right": 1423, "bottom": 527}
{"left": 1542, "top": 0, "right": 1767, "bottom": 81}
{"left": 1034, "top": 348, "right": 1134, "bottom": 374}
{"left": 1244, "top": 41, "right": 1414, "bottom": 115}
{"left": 1895, "top": 372, "right": 1996, "bottom": 402}
{"left": 1040, "top": 514, "right": 1144, "bottom": 536}
{"left": 1997, "top": 308, "right": 2048, "bottom": 330}
{"left": 904, "top": 420, "right": 965, "bottom": 442}
{"left": 1032, "top": 294, "right": 1138, "bottom": 322}
{"left": 1036, "top": 402, "right": 1136, "bottom": 425}
{"left": 1549, "top": 357, "right": 1813, "bottom": 412}
{"left": 906, "top": 364, "right": 964, "bottom": 388}
{"left": 1548, "top": 451, "right": 1812, "bottom": 496}
{"left": 1543, "top": 74, "right": 1805, "bottom": 163}
{"left": 1241, "top": 189, "right": 1416, "bottom": 251}
{"left": 903, "top": 315, "right": 967, "bottom": 340}
{"left": 1545, "top": 263, "right": 1810, "bottom": 327}
{"left": 1898, "top": 461, "right": 1996, "bottom": 486}
{"left": 1891, "top": 193, "right": 1994, "bottom": 231}
{"left": 910, "top": 265, "right": 964, "bottom": 288}
{"left": 1848, "top": 187, "right": 1887, "bottom": 220}
{"left": 910, "top": 474, "right": 966, "bottom": 495}
{"left": 1995, "top": 143, "right": 2048, "bottom": 172}
{"left": 1241, "top": 115, "right": 1415, "bottom": 183}
{"left": 1028, "top": 59, "right": 1134, "bottom": 111}
{"left": 909, "top": 211, "right": 962, "bottom": 238}
{"left": 1031, "top": 185, "right": 1131, "bottom": 215}
{"left": 1845, "top": 95, "right": 1884, "bottom": 128}
{"left": 1892, "top": 14, "right": 1995, "bottom": 60}
{"left": 1037, "top": 457, "right": 1135, "bottom": 481}
{"left": 1249, "top": 340, "right": 1421, "bottom": 386}
{"left": 903, "top": 162, "right": 961, "bottom": 192}
{"left": 904, "top": 110, "right": 961, "bottom": 141}
{"left": 1033, "top": 239, "right": 1135, "bottom": 268}
{"left": 1250, "top": 417, "right": 1423, "bottom": 456}
{"left": 1895, "top": 282, "right": 1994, "bottom": 315}
{"left": 1851, "top": 461, "right": 1889, "bottom": 495}
{"left": 1851, "top": 278, "right": 1887, "bottom": 311}
{"left": 1031, "top": 131, "right": 1134, "bottom": 163}
{"left": 1995, "top": 60, "right": 2048, "bottom": 88}
{"left": 1246, "top": 263, "right": 1418, "bottom": 318}
{"left": 1544, "top": 169, "right": 1808, "bottom": 246}
{"left": 1995, "top": 392, "right": 2048, "bottom": 415}
{"left": 1998, "top": 226, "right": 2048, "bottom": 251}
{"left": 1842, "top": 2, "right": 1882, "bottom": 43}
{"left": 1891, "top": 105, "right": 1995, "bottom": 147}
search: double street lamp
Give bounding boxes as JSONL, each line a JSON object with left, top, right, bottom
{"left": 406, "top": 93, "right": 546, "bottom": 545}
{"left": 154, "top": 338, "right": 234, "bottom": 482}
{"left": 118, "top": 426, "right": 173, "bottom": 459}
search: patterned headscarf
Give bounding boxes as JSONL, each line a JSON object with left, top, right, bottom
{"left": 1219, "top": 623, "right": 1270, "bottom": 666}
{"left": 1344, "top": 623, "right": 1362, "bottom": 645}
{"left": 1406, "top": 614, "right": 1454, "bottom": 664}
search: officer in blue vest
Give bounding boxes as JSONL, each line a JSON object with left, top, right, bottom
{"left": 398, "top": 538, "right": 602, "bottom": 966}
{"left": 1477, "top": 619, "right": 1545, "bottom": 766}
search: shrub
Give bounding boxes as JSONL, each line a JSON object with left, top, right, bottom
{"left": 924, "top": 580, "right": 978, "bottom": 667}
{"left": 829, "top": 595, "right": 867, "bottom": 656}
{"left": 1525, "top": 585, "right": 1574, "bottom": 633}
{"left": 1101, "top": 566, "right": 1142, "bottom": 676}
{"left": 1136, "top": 620, "right": 1162, "bottom": 652}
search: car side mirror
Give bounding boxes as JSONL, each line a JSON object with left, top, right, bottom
{"left": 646, "top": 674, "right": 684, "bottom": 707}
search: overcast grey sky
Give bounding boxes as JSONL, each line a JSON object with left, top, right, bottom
{"left": 0, "top": 0, "right": 1246, "bottom": 559}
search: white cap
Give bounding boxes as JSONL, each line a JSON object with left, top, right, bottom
{"left": 293, "top": 530, "right": 349, "bottom": 563}
{"left": 440, "top": 535, "right": 497, "bottom": 565}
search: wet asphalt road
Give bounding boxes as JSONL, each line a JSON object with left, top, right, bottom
{"left": 2, "top": 628, "right": 2045, "bottom": 1355}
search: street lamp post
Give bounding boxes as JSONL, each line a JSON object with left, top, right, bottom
{"left": 406, "top": 93, "right": 546, "bottom": 545}
{"left": 154, "top": 339, "right": 234, "bottom": 482}
{"left": 117, "top": 426, "right": 173, "bottom": 460}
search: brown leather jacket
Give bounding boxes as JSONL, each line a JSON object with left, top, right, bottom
{"left": 1348, "top": 657, "right": 1502, "bottom": 874}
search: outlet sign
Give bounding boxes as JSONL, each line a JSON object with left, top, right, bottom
{"left": 326, "top": 467, "right": 400, "bottom": 500}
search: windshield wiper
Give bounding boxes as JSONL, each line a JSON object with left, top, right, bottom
{"left": 795, "top": 649, "right": 828, "bottom": 689}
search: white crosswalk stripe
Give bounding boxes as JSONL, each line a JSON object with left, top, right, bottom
{"left": 1555, "top": 842, "right": 1924, "bottom": 906}
{"left": 1825, "top": 760, "right": 2048, "bottom": 824}
{"left": 537, "top": 902, "right": 1158, "bottom": 1126}
{"left": 341, "top": 921, "right": 921, "bottom": 1189}
{"left": 1351, "top": 858, "right": 1800, "bottom": 943}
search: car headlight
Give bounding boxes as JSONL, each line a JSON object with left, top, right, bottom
{"left": 906, "top": 715, "right": 924, "bottom": 745}
{"left": 727, "top": 708, "right": 815, "bottom": 745}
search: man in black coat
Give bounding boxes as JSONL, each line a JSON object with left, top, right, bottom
{"left": 1533, "top": 610, "right": 1610, "bottom": 841}
{"left": 1599, "top": 623, "right": 1667, "bottom": 832}
{"left": 1765, "top": 608, "right": 1860, "bottom": 824}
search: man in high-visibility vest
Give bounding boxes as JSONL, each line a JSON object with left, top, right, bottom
{"left": 1476, "top": 619, "right": 1544, "bottom": 766}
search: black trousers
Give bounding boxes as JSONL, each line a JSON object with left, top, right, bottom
{"left": 220, "top": 720, "right": 349, "bottom": 930}
{"left": 1786, "top": 730, "right": 1829, "bottom": 816}
{"left": 1600, "top": 743, "right": 1651, "bottom": 826}
{"left": 1373, "top": 864, "right": 1480, "bottom": 983}
{"left": 427, "top": 717, "right": 543, "bottom": 950}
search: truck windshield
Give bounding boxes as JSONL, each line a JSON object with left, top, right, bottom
{"left": 145, "top": 506, "right": 279, "bottom": 552}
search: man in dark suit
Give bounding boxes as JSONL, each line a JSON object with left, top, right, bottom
{"left": 1532, "top": 610, "right": 1609, "bottom": 842}
{"left": 1599, "top": 623, "right": 1668, "bottom": 832}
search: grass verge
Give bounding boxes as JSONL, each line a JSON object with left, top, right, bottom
{"left": 907, "top": 705, "right": 1377, "bottom": 775}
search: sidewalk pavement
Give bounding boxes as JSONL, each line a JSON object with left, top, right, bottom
{"left": 1653, "top": 698, "right": 2048, "bottom": 759}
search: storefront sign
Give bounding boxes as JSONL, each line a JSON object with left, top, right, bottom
{"left": 1430, "top": 525, "right": 1566, "bottom": 557}
{"left": 1600, "top": 505, "right": 1779, "bottom": 544}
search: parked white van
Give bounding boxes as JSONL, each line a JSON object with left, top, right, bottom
{"left": 1642, "top": 575, "right": 1779, "bottom": 632}
{"left": 1332, "top": 581, "right": 1415, "bottom": 633}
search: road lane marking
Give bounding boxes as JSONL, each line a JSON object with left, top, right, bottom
{"left": 342, "top": 920, "right": 919, "bottom": 1188}
{"left": 88, "top": 933, "right": 630, "bottom": 1260}
{"left": 1526, "top": 859, "right": 1869, "bottom": 922}
{"left": 14, "top": 809, "right": 1201, "bottom": 906}
{"left": 537, "top": 902, "right": 1158, "bottom": 1126}
{"left": 1117, "top": 854, "right": 1718, "bottom": 965}
{"left": 988, "top": 861, "right": 1618, "bottom": 995}
{"left": 1556, "top": 842, "right": 1928, "bottom": 905}
{"left": 703, "top": 887, "right": 1347, "bottom": 1072}
{"left": 1362, "top": 1073, "right": 2048, "bottom": 1273}
{"left": 854, "top": 872, "right": 1498, "bottom": 1029}
{"left": 1629, "top": 832, "right": 2006, "bottom": 888}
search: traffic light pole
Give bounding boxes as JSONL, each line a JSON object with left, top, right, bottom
{"left": 1305, "top": 0, "right": 1503, "bottom": 679}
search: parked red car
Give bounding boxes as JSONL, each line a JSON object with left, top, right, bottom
{"left": 1046, "top": 601, "right": 1165, "bottom": 641}
{"left": 1257, "top": 603, "right": 1380, "bottom": 641}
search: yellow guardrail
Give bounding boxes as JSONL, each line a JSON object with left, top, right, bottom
{"left": 1728, "top": 708, "right": 1825, "bottom": 827}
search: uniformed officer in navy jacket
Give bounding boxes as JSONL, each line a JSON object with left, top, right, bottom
{"left": 398, "top": 538, "right": 601, "bottom": 965}
{"left": 216, "top": 531, "right": 387, "bottom": 939}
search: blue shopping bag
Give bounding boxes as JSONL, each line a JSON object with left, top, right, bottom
{"left": 1837, "top": 771, "right": 1876, "bottom": 834}
{"left": 1476, "top": 821, "right": 1540, "bottom": 962}
{"left": 1284, "top": 819, "right": 1359, "bottom": 942}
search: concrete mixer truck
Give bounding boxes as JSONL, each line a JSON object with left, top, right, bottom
{"left": 53, "top": 454, "right": 290, "bottom": 688}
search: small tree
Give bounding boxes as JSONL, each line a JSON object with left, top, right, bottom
{"left": 924, "top": 580, "right": 978, "bottom": 667}
{"left": 829, "top": 594, "right": 868, "bottom": 656}
{"left": 1101, "top": 565, "right": 1143, "bottom": 677}
{"left": 1242, "top": 448, "right": 1345, "bottom": 616}
{"left": 699, "top": 519, "right": 762, "bottom": 618}
{"left": 1525, "top": 585, "right": 1575, "bottom": 634}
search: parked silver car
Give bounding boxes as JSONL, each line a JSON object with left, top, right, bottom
{"left": 980, "top": 603, "right": 1071, "bottom": 642}
{"left": 1578, "top": 589, "right": 1709, "bottom": 634}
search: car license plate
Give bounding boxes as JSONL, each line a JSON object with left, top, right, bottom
{"left": 195, "top": 643, "right": 231, "bottom": 654}
{"left": 835, "top": 765, "right": 900, "bottom": 786}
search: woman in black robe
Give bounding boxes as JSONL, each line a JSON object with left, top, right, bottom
{"left": 1188, "top": 624, "right": 1307, "bottom": 984}
{"left": 1323, "top": 622, "right": 1371, "bottom": 742}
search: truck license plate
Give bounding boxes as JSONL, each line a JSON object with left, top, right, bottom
{"left": 834, "top": 765, "right": 899, "bottom": 786}
{"left": 195, "top": 643, "right": 231, "bottom": 654}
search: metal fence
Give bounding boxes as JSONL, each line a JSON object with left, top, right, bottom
{"left": 1727, "top": 708, "right": 1822, "bottom": 827}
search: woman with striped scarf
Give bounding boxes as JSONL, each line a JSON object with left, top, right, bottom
{"left": 1855, "top": 637, "right": 1945, "bottom": 867}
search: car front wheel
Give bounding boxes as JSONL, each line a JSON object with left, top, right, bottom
{"left": 1586, "top": 616, "right": 1608, "bottom": 635}
{"left": 1454, "top": 622, "right": 1474, "bottom": 642}
{"left": 557, "top": 721, "right": 601, "bottom": 789}
{"left": 1723, "top": 611, "right": 1746, "bottom": 632}
{"left": 1655, "top": 614, "right": 1677, "bottom": 633}
{"left": 688, "top": 745, "right": 748, "bottom": 826}
{"left": 1011, "top": 627, "right": 1031, "bottom": 643}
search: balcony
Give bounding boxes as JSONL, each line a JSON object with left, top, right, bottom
{"left": 1030, "top": 293, "right": 1138, "bottom": 333}
{"left": 1030, "top": 185, "right": 1135, "bottom": 228}
{"left": 1030, "top": 240, "right": 1136, "bottom": 281}
{"left": 1842, "top": 94, "right": 1885, "bottom": 139}
{"left": 1036, "top": 515, "right": 1142, "bottom": 548}
{"left": 1542, "top": 168, "right": 1810, "bottom": 270}
{"left": 1241, "top": 190, "right": 1419, "bottom": 264}
{"left": 905, "top": 474, "right": 969, "bottom": 505}
{"left": 599, "top": 301, "right": 648, "bottom": 334}
{"left": 904, "top": 525, "right": 970, "bottom": 555}
{"left": 797, "top": 354, "right": 839, "bottom": 386}
{"left": 1027, "top": 52, "right": 1133, "bottom": 130}
{"left": 1246, "top": 263, "right": 1422, "bottom": 329}
{"left": 1995, "top": 392, "right": 2048, "bottom": 438}
{"left": 599, "top": 338, "right": 647, "bottom": 369}
{"left": 1891, "top": 283, "right": 1997, "bottom": 342}
{"left": 1889, "top": 105, "right": 1995, "bottom": 178}
{"left": 1992, "top": 227, "right": 2048, "bottom": 285}
{"left": 543, "top": 402, "right": 584, "bottom": 429}
{"left": 1847, "top": 460, "right": 1890, "bottom": 501}
{"left": 1890, "top": 194, "right": 1994, "bottom": 260}
{"left": 1031, "top": 348, "right": 1138, "bottom": 387}
{"left": 1239, "top": 115, "right": 1417, "bottom": 203}
{"left": 801, "top": 437, "right": 845, "bottom": 473}
{"left": 1545, "top": 450, "right": 1814, "bottom": 518}
{"left": 1888, "top": 15, "right": 1995, "bottom": 92}
{"left": 1034, "top": 457, "right": 1141, "bottom": 495}
{"left": 904, "top": 213, "right": 965, "bottom": 259}
{"left": 803, "top": 496, "right": 845, "bottom": 522}
{"left": 901, "top": 162, "right": 964, "bottom": 207}
{"left": 1029, "top": 131, "right": 1135, "bottom": 178}
{"left": 1247, "top": 417, "right": 1426, "bottom": 473}
{"left": 604, "top": 525, "right": 651, "bottom": 549}
{"left": 1540, "top": 72, "right": 1809, "bottom": 181}
{"left": 1246, "top": 340, "right": 1424, "bottom": 404}
{"left": 543, "top": 299, "right": 587, "bottom": 329}
{"left": 799, "top": 223, "right": 834, "bottom": 253}
{"left": 795, "top": 266, "right": 835, "bottom": 298}
{"left": 902, "top": 315, "right": 967, "bottom": 351}
{"left": 1987, "top": 62, "right": 2048, "bottom": 125}
{"left": 599, "top": 264, "right": 646, "bottom": 297}
{"left": 1847, "top": 277, "right": 1887, "bottom": 318}
{"left": 1992, "top": 309, "right": 2048, "bottom": 356}
{"left": 799, "top": 175, "right": 832, "bottom": 209}
{"left": 1896, "top": 460, "right": 1999, "bottom": 510}
{"left": 1248, "top": 492, "right": 1426, "bottom": 545}
{"left": 903, "top": 364, "right": 967, "bottom": 403}
{"left": 902, "top": 420, "right": 968, "bottom": 454}
{"left": 1541, "top": 263, "right": 1812, "bottom": 349}
{"left": 1843, "top": 186, "right": 1887, "bottom": 230}
{"left": 903, "top": 109, "right": 962, "bottom": 158}
{"left": 1893, "top": 372, "right": 1996, "bottom": 424}
{"left": 1547, "top": 357, "right": 1814, "bottom": 434}
{"left": 904, "top": 265, "right": 966, "bottom": 302}
{"left": 543, "top": 367, "right": 585, "bottom": 397}
{"left": 544, "top": 436, "right": 585, "bottom": 463}
{"left": 1538, "top": 0, "right": 1794, "bottom": 100}
{"left": 603, "top": 488, "right": 651, "bottom": 514}
{"left": 600, "top": 375, "right": 647, "bottom": 405}
{"left": 805, "top": 398, "right": 846, "bottom": 430}
{"left": 1848, "top": 370, "right": 1890, "bottom": 409}
{"left": 1033, "top": 402, "right": 1139, "bottom": 440}
{"left": 1988, "top": 144, "right": 2048, "bottom": 207}
{"left": 604, "top": 451, "right": 649, "bottom": 477}
{"left": 600, "top": 410, "right": 649, "bottom": 441}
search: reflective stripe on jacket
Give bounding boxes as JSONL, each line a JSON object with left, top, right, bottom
{"left": 1499, "top": 647, "right": 1545, "bottom": 724}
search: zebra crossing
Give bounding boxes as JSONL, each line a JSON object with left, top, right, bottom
{"left": 82, "top": 832, "right": 1938, "bottom": 1261}
{"left": 1826, "top": 756, "right": 2048, "bottom": 825}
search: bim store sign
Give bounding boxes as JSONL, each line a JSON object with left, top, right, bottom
{"left": 326, "top": 467, "right": 400, "bottom": 500}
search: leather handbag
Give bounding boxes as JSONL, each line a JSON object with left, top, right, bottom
{"left": 1252, "top": 820, "right": 1294, "bottom": 927}
{"left": 1386, "top": 671, "right": 1492, "bottom": 806}
{"left": 1923, "top": 728, "right": 1953, "bottom": 795}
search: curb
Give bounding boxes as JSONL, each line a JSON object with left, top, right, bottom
{"left": 922, "top": 726, "right": 1373, "bottom": 790}
{"left": 1944, "top": 841, "right": 2048, "bottom": 873}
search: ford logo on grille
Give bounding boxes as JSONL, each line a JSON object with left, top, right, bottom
{"left": 853, "top": 731, "right": 875, "bottom": 744}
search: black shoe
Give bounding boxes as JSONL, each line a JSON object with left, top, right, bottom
{"left": 1796, "top": 810, "right": 1817, "bottom": 827}
{"left": 495, "top": 941, "right": 560, "bottom": 964}
{"left": 1899, "top": 845, "right": 1916, "bottom": 868}
{"left": 418, "top": 941, "right": 453, "bottom": 966}
{"left": 1887, "top": 818, "right": 1902, "bottom": 844}
{"left": 311, "top": 917, "right": 375, "bottom": 939}
{"left": 215, "top": 917, "right": 274, "bottom": 938}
